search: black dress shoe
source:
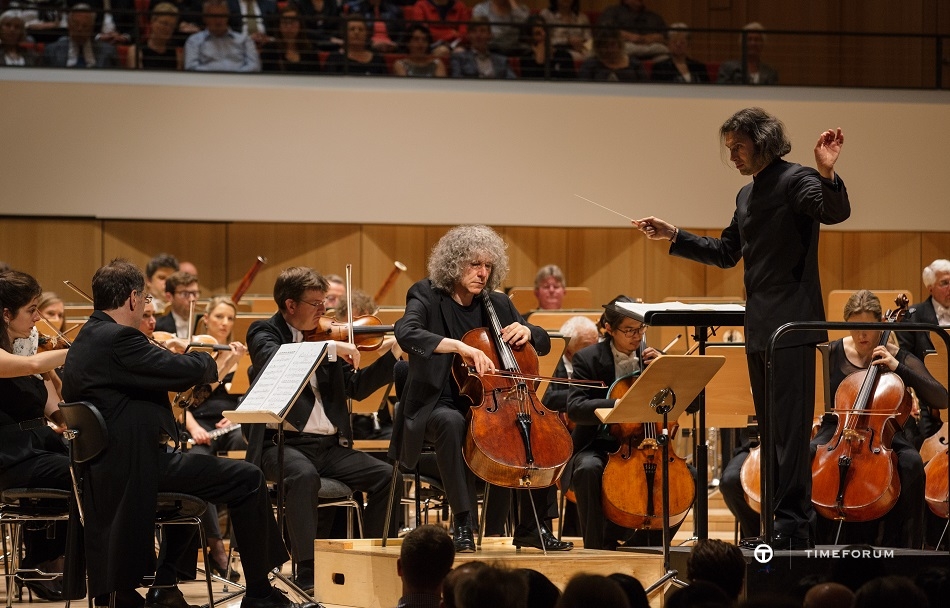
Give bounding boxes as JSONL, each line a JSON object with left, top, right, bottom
{"left": 240, "top": 587, "right": 322, "bottom": 608}
{"left": 512, "top": 526, "right": 574, "bottom": 551}
{"left": 292, "top": 566, "right": 314, "bottom": 594}
{"left": 453, "top": 523, "right": 476, "bottom": 553}
{"left": 144, "top": 587, "right": 199, "bottom": 608}
{"left": 95, "top": 588, "right": 146, "bottom": 608}
{"left": 209, "top": 560, "right": 241, "bottom": 583}
{"left": 738, "top": 535, "right": 765, "bottom": 550}
{"left": 18, "top": 576, "right": 64, "bottom": 602}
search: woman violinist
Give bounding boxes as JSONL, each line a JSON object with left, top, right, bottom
{"left": 0, "top": 270, "right": 71, "bottom": 600}
{"left": 565, "top": 296, "right": 693, "bottom": 550}
{"left": 394, "top": 225, "right": 572, "bottom": 553}
{"left": 811, "top": 290, "right": 947, "bottom": 548}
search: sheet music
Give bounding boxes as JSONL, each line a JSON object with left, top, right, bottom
{"left": 234, "top": 342, "right": 327, "bottom": 416}
{"left": 616, "top": 301, "right": 745, "bottom": 318}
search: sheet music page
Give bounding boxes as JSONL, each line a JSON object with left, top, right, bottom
{"left": 235, "top": 342, "right": 327, "bottom": 416}
{"left": 616, "top": 301, "right": 746, "bottom": 318}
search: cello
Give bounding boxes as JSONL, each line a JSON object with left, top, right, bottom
{"left": 812, "top": 296, "right": 912, "bottom": 523}
{"left": 600, "top": 372, "right": 695, "bottom": 530}
{"left": 455, "top": 293, "right": 573, "bottom": 489}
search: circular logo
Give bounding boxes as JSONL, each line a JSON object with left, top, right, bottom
{"left": 753, "top": 543, "right": 774, "bottom": 564}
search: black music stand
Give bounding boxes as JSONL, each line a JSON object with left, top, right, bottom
{"left": 225, "top": 341, "right": 328, "bottom": 602}
{"left": 616, "top": 302, "right": 745, "bottom": 540}
{"left": 599, "top": 355, "right": 725, "bottom": 594}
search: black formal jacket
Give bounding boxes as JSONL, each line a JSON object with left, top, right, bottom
{"left": 540, "top": 357, "right": 570, "bottom": 413}
{"left": 61, "top": 311, "right": 217, "bottom": 598}
{"left": 898, "top": 296, "right": 940, "bottom": 358}
{"left": 244, "top": 312, "right": 397, "bottom": 468}
{"left": 153, "top": 310, "right": 203, "bottom": 337}
{"left": 391, "top": 278, "right": 551, "bottom": 468}
{"left": 671, "top": 159, "right": 851, "bottom": 353}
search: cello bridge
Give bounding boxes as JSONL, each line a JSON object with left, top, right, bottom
{"left": 639, "top": 438, "right": 659, "bottom": 450}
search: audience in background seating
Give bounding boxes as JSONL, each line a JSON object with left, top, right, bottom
{"left": 226, "top": 0, "right": 277, "bottom": 46}
{"left": 324, "top": 13, "right": 387, "bottom": 74}
{"left": 451, "top": 16, "right": 515, "bottom": 79}
{"left": 345, "top": 0, "right": 401, "bottom": 53}
{"left": 472, "top": 0, "right": 529, "bottom": 56}
{"left": 686, "top": 538, "right": 746, "bottom": 602}
{"left": 539, "top": 0, "right": 591, "bottom": 60}
{"left": 408, "top": 0, "right": 469, "bottom": 57}
{"left": 393, "top": 22, "right": 445, "bottom": 76}
{"left": 128, "top": 3, "right": 181, "bottom": 69}
{"left": 184, "top": 0, "right": 261, "bottom": 70}
{"left": 44, "top": 4, "right": 117, "bottom": 67}
{"left": 395, "top": 525, "right": 455, "bottom": 608}
{"left": 597, "top": 0, "right": 667, "bottom": 60}
{"left": 519, "top": 15, "right": 575, "bottom": 79}
{"left": 0, "top": 11, "right": 38, "bottom": 65}
{"left": 82, "top": 0, "right": 137, "bottom": 45}
{"left": 441, "top": 562, "right": 488, "bottom": 608}
{"left": 261, "top": 3, "right": 321, "bottom": 72}
{"left": 454, "top": 564, "right": 529, "bottom": 608}
{"left": 578, "top": 25, "right": 645, "bottom": 82}
{"left": 650, "top": 23, "right": 708, "bottom": 83}
{"left": 717, "top": 22, "right": 777, "bottom": 85}
{"left": 297, "top": 0, "right": 342, "bottom": 50}
{"left": 558, "top": 573, "right": 630, "bottom": 608}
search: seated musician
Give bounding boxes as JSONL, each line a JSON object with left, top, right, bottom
{"left": 0, "top": 270, "right": 71, "bottom": 601}
{"left": 245, "top": 267, "right": 402, "bottom": 591}
{"left": 565, "top": 296, "right": 693, "bottom": 550}
{"left": 154, "top": 270, "right": 200, "bottom": 337}
{"left": 62, "top": 260, "right": 314, "bottom": 608}
{"left": 542, "top": 316, "right": 601, "bottom": 413}
{"left": 145, "top": 253, "right": 179, "bottom": 315}
{"left": 533, "top": 264, "right": 566, "bottom": 310}
{"left": 811, "top": 289, "right": 947, "bottom": 548}
{"left": 393, "top": 224, "right": 572, "bottom": 553}
{"left": 181, "top": 296, "right": 248, "bottom": 580}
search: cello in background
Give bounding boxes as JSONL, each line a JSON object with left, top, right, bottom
{"left": 600, "top": 372, "right": 695, "bottom": 530}
{"left": 812, "top": 296, "right": 911, "bottom": 524}
{"left": 925, "top": 447, "right": 949, "bottom": 519}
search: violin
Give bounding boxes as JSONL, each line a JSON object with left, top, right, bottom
{"left": 454, "top": 294, "right": 573, "bottom": 489}
{"left": 303, "top": 315, "right": 394, "bottom": 351}
{"left": 600, "top": 372, "right": 695, "bottom": 530}
{"left": 812, "top": 296, "right": 912, "bottom": 523}
{"left": 37, "top": 332, "right": 70, "bottom": 352}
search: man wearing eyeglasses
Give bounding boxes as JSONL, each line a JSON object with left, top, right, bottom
{"left": 245, "top": 266, "right": 403, "bottom": 592}
{"left": 155, "top": 271, "right": 201, "bottom": 338}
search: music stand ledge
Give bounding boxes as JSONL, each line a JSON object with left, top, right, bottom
{"left": 596, "top": 355, "right": 726, "bottom": 595}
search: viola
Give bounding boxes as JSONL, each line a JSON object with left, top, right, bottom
{"left": 37, "top": 333, "right": 70, "bottom": 352}
{"left": 303, "top": 315, "right": 394, "bottom": 351}
{"left": 600, "top": 372, "right": 695, "bottom": 530}
{"left": 812, "top": 296, "right": 912, "bottom": 523}
{"left": 454, "top": 294, "right": 573, "bottom": 489}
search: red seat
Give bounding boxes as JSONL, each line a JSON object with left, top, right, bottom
{"left": 383, "top": 52, "right": 406, "bottom": 74}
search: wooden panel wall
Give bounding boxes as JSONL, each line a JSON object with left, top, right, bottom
{"left": 3, "top": 218, "right": 947, "bottom": 313}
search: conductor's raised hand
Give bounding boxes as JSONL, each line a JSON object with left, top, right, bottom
{"left": 633, "top": 216, "right": 676, "bottom": 241}
{"left": 814, "top": 128, "right": 844, "bottom": 179}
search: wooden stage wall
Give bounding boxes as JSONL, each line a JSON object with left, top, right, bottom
{"left": 2, "top": 217, "right": 948, "bottom": 310}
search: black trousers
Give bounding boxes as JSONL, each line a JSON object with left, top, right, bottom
{"left": 155, "top": 451, "right": 287, "bottom": 586}
{"left": 747, "top": 346, "right": 816, "bottom": 540}
{"left": 187, "top": 421, "right": 248, "bottom": 540}
{"left": 260, "top": 435, "right": 400, "bottom": 564}
{"left": 424, "top": 405, "right": 478, "bottom": 519}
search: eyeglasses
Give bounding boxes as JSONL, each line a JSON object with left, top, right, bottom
{"left": 616, "top": 324, "right": 646, "bottom": 337}
{"left": 298, "top": 298, "right": 326, "bottom": 309}
{"left": 135, "top": 291, "right": 153, "bottom": 304}
{"left": 174, "top": 290, "right": 201, "bottom": 299}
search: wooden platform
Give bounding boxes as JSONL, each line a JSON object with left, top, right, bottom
{"left": 312, "top": 537, "right": 667, "bottom": 608}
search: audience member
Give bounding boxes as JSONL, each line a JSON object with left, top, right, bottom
{"left": 145, "top": 252, "right": 179, "bottom": 314}
{"left": 914, "top": 567, "right": 949, "bottom": 608}
{"left": 518, "top": 569, "right": 560, "bottom": 608}
{"left": 557, "top": 573, "right": 630, "bottom": 608}
{"left": 155, "top": 270, "right": 201, "bottom": 337}
{"left": 852, "top": 575, "right": 930, "bottom": 608}
{"left": 325, "top": 15, "right": 387, "bottom": 75}
{"left": 520, "top": 15, "right": 575, "bottom": 79}
{"left": 81, "top": 0, "right": 137, "bottom": 45}
{"left": 261, "top": 3, "right": 321, "bottom": 72}
{"left": 37, "top": 291, "right": 66, "bottom": 333}
{"left": 607, "top": 573, "right": 648, "bottom": 608}
{"left": 395, "top": 525, "right": 455, "bottom": 608}
{"left": 451, "top": 16, "right": 515, "bottom": 78}
{"left": 6, "top": 1, "right": 67, "bottom": 45}
{"left": 297, "top": 0, "right": 342, "bottom": 50}
{"left": 737, "top": 595, "right": 798, "bottom": 608}
{"left": 184, "top": 0, "right": 261, "bottom": 72}
{"left": 455, "top": 564, "right": 529, "bottom": 608}
{"left": 666, "top": 580, "right": 730, "bottom": 608}
{"left": 129, "top": 3, "right": 181, "bottom": 69}
{"left": 226, "top": 0, "right": 277, "bottom": 46}
{"left": 578, "top": 25, "right": 645, "bottom": 82}
{"left": 408, "top": 0, "right": 469, "bottom": 56}
{"left": 441, "top": 562, "right": 489, "bottom": 608}
{"left": 534, "top": 264, "right": 566, "bottom": 309}
{"left": 345, "top": 0, "right": 401, "bottom": 53}
{"left": 686, "top": 538, "right": 746, "bottom": 602}
{"left": 650, "top": 23, "right": 708, "bottom": 83}
{"left": 802, "top": 582, "right": 854, "bottom": 608}
{"left": 597, "top": 0, "right": 667, "bottom": 60}
{"left": 472, "top": 0, "right": 528, "bottom": 56}
{"left": 828, "top": 544, "right": 888, "bottom": 591}
{"left": 44, "top": 4, "right": 118, "bottom": 68}
{"left": 0, "top": 12, "right": 38, "bottom": 66}
{"left": 717, "top": 22, "right": 777, "bottom": 85}
{"left": 394, "top": 22, "right": 446, "bottom": 77}
{"left": 539, "top": 0, "right": 591, "bottom": 60}
{"left": 149, "top": 0, "right": 204, "bottom": 42}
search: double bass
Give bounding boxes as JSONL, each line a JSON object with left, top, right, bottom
{"left": 600, "top": 372, "right": 695, "bottom": 530}
{"left": 812, "top": 296, "right": 912, "bottom": 522}
{"left": 454, "top": 293, "right": 573, "bottom": 488}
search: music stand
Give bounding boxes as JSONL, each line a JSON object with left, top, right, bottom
{"left": 225, "top": 341, "right": 328, "bottom": 601}
{"left": 597, "top": 355, "right": 725, "bottom": 594}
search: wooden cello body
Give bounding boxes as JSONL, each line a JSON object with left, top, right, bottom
{"left": 811, "top": 298, "right": 912, "bottom": 523}
{"left": 455, "top": 297, "right": 573, "bottom": 489}
{"left": 600, "top": 373, "right": 695, "bottom": 530}
{"left": 925, "top": 448, "right": 949, "bottom": 519}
